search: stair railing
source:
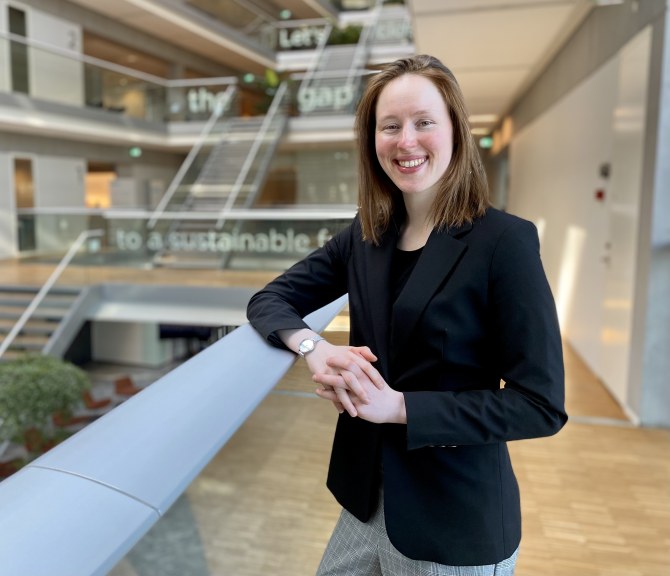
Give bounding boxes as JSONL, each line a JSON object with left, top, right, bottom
{"left": 0, "top": 229, "right": 104, "bottom": 359}
{"left": 348, "top": 0, "right": 384, "bottom": 85}
{"left": 296, "top": 21, "right": 334, "bottom": 101}
{"left": 147, "top": 84, "right": 237, "bottom": 229}
{"left": 215, "top": 81, "right": 290, "bottom": 229}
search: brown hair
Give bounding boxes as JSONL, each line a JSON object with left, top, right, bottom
{"left": 355, "top": 54, "right": 490, "bottom": 244}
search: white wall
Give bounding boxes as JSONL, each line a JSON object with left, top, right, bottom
{"left": 508, "top": 27, "right": 652, "bottom": 416}
{"left": 34, "top": 155, "right": 85, "bottom": 208}
{"left": 92, "top": 321, "right": 174, "bottom": 368}
{"left": 27, "top": 8, "right": 83, "bottom": 106}
{"left": 33, "top": 155, "right": 87, "bottom": 251}
{"left": 508, "top": 57, "right": 618, "bottom": 372}
{"left": 0, "top": 2, "right": 83, "bottom": 104}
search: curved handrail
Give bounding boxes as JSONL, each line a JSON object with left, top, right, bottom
{"left": 0, "top": 295, "right": 348, "bottom": 576}
{"left": 0, "top": 229, "right": 104, "bottom": 359}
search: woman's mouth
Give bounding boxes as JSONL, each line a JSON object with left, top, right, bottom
{"left": 397, "top": 158, "right": 426, "bottom": 169}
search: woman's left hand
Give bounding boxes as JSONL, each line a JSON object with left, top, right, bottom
{"left": 313, "top": 357, "right": 406, "bottom": 424}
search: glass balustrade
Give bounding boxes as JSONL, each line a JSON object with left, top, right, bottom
{"left": 0, "top": 31, "right": 239, "bottom": 124}
{"left": 15, "top": 210, "right": 355, "bottom": 272}
{"left": 0, "top": 2, "right": 411, "bottom": 124}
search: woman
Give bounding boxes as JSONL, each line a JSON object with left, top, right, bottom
{"left": 247, "top": 54, "right": 566, "bottom": 575}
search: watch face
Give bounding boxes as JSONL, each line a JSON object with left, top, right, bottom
{"left": 299, "top": 339, "right": 315, "bottom": 354}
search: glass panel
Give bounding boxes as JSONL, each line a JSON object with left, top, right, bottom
{"left": 113, "top": 216, "right": 352, "bottom": 271}
{"left": 16, "top": 215, "right": 36, "bottom": 252}
{"left": 1, "top": 29, "right": 240, "bottom": 123}
{"left": 292, "top": 71, "right": 369, "bottom": 117}
{"left": 16, "top": 212, "right": 355, "bottom": 272}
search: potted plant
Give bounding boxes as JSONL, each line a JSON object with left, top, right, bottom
{"left": 0, "top": 354, "right": 90, "bottom": 475}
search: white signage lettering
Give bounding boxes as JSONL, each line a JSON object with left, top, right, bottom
{"left": 187, "top": 87, "right": 227, "bottom": 115}
{"left": 298, "top": 85, "right": 354, "bottom": 113}
{"left": 116, "top": 228, "right": 333, "bottom": 254}
{"left": 278, "top": 27, "right": 328, "bottom": 50}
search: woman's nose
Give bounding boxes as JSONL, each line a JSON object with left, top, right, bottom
{"left": 398, "top": 126, "right": 417, "bottom": 148}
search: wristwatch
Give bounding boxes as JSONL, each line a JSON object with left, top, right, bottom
{"left": 297, "top": 336, "right": 324, "bottom": 357}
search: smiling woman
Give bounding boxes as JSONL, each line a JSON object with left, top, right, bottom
{"left": 356, "top": 55, "right": 489, "bottom": 248}
{"left": 247, "top": 54, "right": 566, "bottom": 575}
{"left": 373, "top": 74, "right": 454, "bottom": 251}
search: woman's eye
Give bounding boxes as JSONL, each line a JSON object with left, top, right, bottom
{"left": 418, "top": 120, "right": 434, "bottom": 128}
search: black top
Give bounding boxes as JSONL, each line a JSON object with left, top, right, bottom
{"left": 391, "top": 246, "right": 423, "bottom": 302}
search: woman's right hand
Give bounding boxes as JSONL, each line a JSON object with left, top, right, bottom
{"left": 277, "top": 329, "right": 384, "bottom": 417}
{"left": 306, "top": 342, "right": 385, "bottom": 417}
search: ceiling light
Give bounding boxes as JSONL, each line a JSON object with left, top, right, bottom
{"left": 468, "top": 114, "right": 498, "bottom": 124}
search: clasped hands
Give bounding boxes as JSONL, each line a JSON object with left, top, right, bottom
{"left": 306, "top": 341, "right": 406, "bottom": 424}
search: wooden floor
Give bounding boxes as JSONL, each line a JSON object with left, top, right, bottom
{"left": 114, "top": 330, "right": 668, "bottom": 576}
{"left": 107, "top": 348, "right": 670, "bottom": 576}
{"left": 2, "top": 259, "right": 668, "bottom": 576}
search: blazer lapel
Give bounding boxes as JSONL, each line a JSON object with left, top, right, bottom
{"left": 390, "top": 223, "right": 472, "bottom": 355}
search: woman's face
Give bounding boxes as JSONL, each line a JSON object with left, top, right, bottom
{"left": 375, "top": 74, "right": 454, "bottom": 201}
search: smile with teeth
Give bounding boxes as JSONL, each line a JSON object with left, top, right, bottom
{"left": 397, "top": 158, "right": 426, "bottom": 168}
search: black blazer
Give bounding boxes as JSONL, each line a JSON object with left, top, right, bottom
{"left": 247, "top": 208, "right": 567, "bottom": 566}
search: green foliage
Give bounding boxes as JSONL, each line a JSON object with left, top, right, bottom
{"left": 264, "top": 68, "right": 280, "bottom": 89}
{"left": 328, "top": 25, "right": 362, "bottom": 46}
{"left": 0, "top": 354, "right": 90, "bottom": 446}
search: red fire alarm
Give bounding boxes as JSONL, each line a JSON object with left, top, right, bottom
{"left": 595, "top": 189, "right": 606, "bottom": 201}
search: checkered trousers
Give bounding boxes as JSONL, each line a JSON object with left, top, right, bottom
{"left": 315, "top": 492, "right": 518, "bottom": 576}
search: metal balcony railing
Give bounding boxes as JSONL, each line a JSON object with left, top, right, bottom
{"left": 0, "top": 294, "right": 348, "bottom": 576}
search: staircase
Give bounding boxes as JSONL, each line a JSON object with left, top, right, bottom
{"left": 297, "top": 4, "right": 381, "bottom": 117}
{"left": 147, "top": 8, "right": 383, "bottom": 269}
{"left": 297, "top": 45, "right": 366, "bottom": 116}
{"left": 0, "top": 286, "right": 81, "bottom": 360}
{"left": 175, "top": 116, "right": 276, "bottom": 213}
{"left": 151, "top": 86, "right": 289, "bottom": 269}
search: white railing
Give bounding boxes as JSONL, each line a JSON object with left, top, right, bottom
{"left": 0, "top": 30, "right": 239, "bottom": 90}
{"left": 0, "top": 295, "right": 347, "bottom": 576}
{"left": 19, "top": 206, "right": 358, "bottom": 221}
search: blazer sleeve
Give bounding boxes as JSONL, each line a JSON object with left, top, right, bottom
{"left": 404, "top": 219, "right": 567, "bottom": 449}
{"left": 246, "top": 220, "right": 354, "bottom": 348}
